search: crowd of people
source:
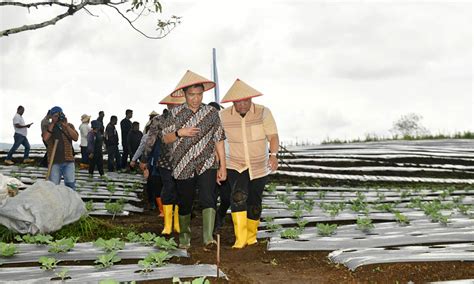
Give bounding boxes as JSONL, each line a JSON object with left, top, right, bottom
{"left": 4, "top": 70, "right": 279, "bottom": 251}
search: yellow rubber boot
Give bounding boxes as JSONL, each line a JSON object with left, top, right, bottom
{"left": 156, "top": 197, "right": 164, "bottom": 217}
{"left": 173, "top": 205, "right": 180, "bottom": 233}
{"left": 247, "top": 218, "right": 260, "bottom": 246}
{"left": 161, "top": 205, "right": 173, "bottom": 235}
{"left": 231, "top": 211, "right": 248, "bottom": 249}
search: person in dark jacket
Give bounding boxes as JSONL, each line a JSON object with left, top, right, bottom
{"left": 87, "top": 120, "right": 104, "bottom": 177}
{"left": 127, "top": 121, "right": 143, "bottom": 165}
{"left": 120, "top": 109, "right": 133, "bottom": 169}
{"left": 105, "top": 115, "right": 121, "bottom": 172}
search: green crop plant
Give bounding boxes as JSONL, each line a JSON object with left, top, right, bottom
{"left": 266, "top": 183, "right": 277, "bottom": 194}
{"left": 0, "top": 242, "right": 18, "bottom": 257}
{"left": 85, "top": 200, "right": 95, "bottom": 212}
{"left": 95, "top": 251, "right": 121, "bottom": 269}
{"left": 296, "top": 219, "right": 308, "bottom": 229}
{"left": 143, "top": 251, "right": 172, "bottom": 267}
{"left": 373, "top": 203, "right": 395, "bottom": 213}
{"left": 452, "top": 195, "right": 465, "bottom": 204}
{"left": 296, "top": 191, "right": 306, "bottom": 200}
{"left": 457, "top": 204, "right": 472, "bottom": 216}
{"left": 316, "top": 223, "right": 338, "bottom": 236}
{"left": 285, "top": 184, "right": 293, "bottom": 194}
{"left": 139, "top": 232, "right": 158, "bottom": 246}
{"left": 288, "top": 201, "right": 304, "bottom": 211}
{"left": 106, "top": 183, "right": 117, "bottom": 195}
{"left": 292, "top": 209, "right": 304, "bottom": 219}
{"left": 105, "top": 200, "right": 125, "bottom": 219}
{"left": 38, "top": 256, "right": 61, "bottom": 270}
{"left": 317, "top": 190, "right": 327, "bottom": 200}
{"left": 126, "top": 232, "right": 142, "bottom": 243}
{"left": 280, "top": 227, "right": 303, "bottom": 239}
{"left": 54, "top": 268, "right": 71, "bottom": 281}
{"left": 15, "top": 234, "right": 53, "bottom": 245}
{"left": 394, "top": 212, "right": 410, "bottom": 225}
{"left": 356, "top": 217, "right": 375, "bottom": 232}
{"left": 48, "top": 237, "right": 78, "bottom": 253}
{"left": 94, "top": 238, "right": 125, "bottom": 252}
{"left": 172, "top": 276, "right": 210, "bottom": 284}
{"left": 138, "top": 259, "right": 154, "bottom": 274}
{"left": 154, "top": 236, "right": 178, "bottom": 250}
{"left": 266, "top": 222, "right": 283, "bottom": 232}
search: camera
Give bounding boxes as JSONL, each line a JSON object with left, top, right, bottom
{"left": 58, "top": 112, "right": 66, "bottom": 122}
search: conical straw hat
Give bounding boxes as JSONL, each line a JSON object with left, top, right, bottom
{"left": 221, "top": 79, "right": 263, "bottom": 103}
{"left": 170, "top": 70, "right": 216, "bottom": 97}
{"left": 160, "top": 94, "right": 186, "bottom": 105}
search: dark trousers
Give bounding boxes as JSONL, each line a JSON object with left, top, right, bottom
{"left": 106, "top": 145, "right": 121, "bottom": 172}
{"left": 121, "top": 146, "right": 129, "bottom": 169}
{"left": 40, "top": 140, "right": 48, "bottom": 167}
{"left": 80, "top": 146, "right": 89, "bottom": 164}
{"left": 176, "top": 169, "right": 217, "bottom": 216}
{"left": 159, "top": 167, "right": 177, "bottom": 205}
{"left": 146, "top": 174, "right": 162, "bottom": 206}
{"left": 88, "top": 154, "right": 104, "bottom": 176}
{"left": 217, "top": 180, "right": 231, "bottom": 218}
{"left": 6, "top": 133, "right": 30, "bottom": 160}
{"left": 228, "top": 169, "right": 268, "bottom": 220}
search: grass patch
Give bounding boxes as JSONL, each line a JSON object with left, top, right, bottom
{"left": 0, "top": 225, "right": 18, "bottom": 242}
{"left": 51, "top": 215, "right": 137, "bottom": 242}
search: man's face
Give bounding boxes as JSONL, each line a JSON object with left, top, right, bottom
{"left": 127, "top": 112, "right": 133, "bottom": 119}
{"left": 18, "top": 108, "right": 25, "bottom": 115}
{"left": 185, "top": 86, "right": 204, "bottom": 109}
{"left": 99, "top": 112, "right": 104, "bottom": 118}
{"left": 233, "top": 99, "right": 252, "bottom": 116}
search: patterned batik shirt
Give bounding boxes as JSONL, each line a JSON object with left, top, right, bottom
{"left": 162, "top": 103, "right": 226, "bottom": 180}
{"left": 143, "top": 114, "right": 173, "bottom": 170}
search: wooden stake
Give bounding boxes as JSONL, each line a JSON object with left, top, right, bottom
{"left": 46, "top": 139, "right": 59, "bottom": 181}
{"left": 217, "top": 234, "right": 220, "bottom": 280}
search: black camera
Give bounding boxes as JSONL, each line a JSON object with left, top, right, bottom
{"left": 58, "top": 112, "right": 66, "bottom": 122}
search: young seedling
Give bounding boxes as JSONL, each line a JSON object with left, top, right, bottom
{"left": 138, "top": 259, "right": 154, "bottom": 274}
{"left": 356, "top": 217, "right": 375, "bottom": 233}
{"left": 48, "top": 237, "right": 78, "bottom": 253}
{"left": 126, "top": 232, "right": 142, "bottom": 243}
{"left": 38, "top": 256, "right": 61, "bottom": 270}
{"left": 394, "top": 212, "right": 410, "bottom": 225}
{"left": 15, "top": 234, "right": 53, "bottom": 245}
{"left": 53, "top": 268, "right": 71, "bottom": 281}
{"left": 144, "top": 251, "right": 171, "bottom": 267}
{"left": 296, "top": 219, "right": 308, "bottom": 229}
{"left": 0, "top": 242, "right": 18, "bottom": 257}
{"left": 317, "top": 190, "right": 327, "bottom": 200}
{"left": 139, "top": 232, "right": 157, "bottom": 246}
{"left": 296, "top": 191, "right": 306, "bottom": 200}
{"left": 280, "top": 227, "right": 302, "bottom": 239}
{"left": 172, "top": 276, "right": 210, "bottom": 284}
{"left": 316, "top": 223, "right": 338, "bottom": 236}
{"left": 85, "top": 200, "right": 95, "bottom": 212}
{"left": 266, "top": 183, "right": 277, "bottom": 194}
{"left": 154, "top": 236, "right": 178, "bottom": 250}
{"left": 94, "top": 238, "right": 125, "bottom": 252}
{"left": 105, "top": 200, "right": 125, "bottom": 219}
{"left": 95, "top": 251, "right": 121, "bottom": 269}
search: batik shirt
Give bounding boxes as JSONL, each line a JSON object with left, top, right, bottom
{"left": 143, "top": 114, "right": 173, "bottom": 170}
{"left": 162, "top": 103, "right": 226, "bottom": 180}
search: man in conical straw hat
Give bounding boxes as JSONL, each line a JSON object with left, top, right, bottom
{"left": 142, "top": 94, "right": 186, "bottom": 236}
{"left": 162, "top": 70, "right": 227, "bottom": 250}
{"left": 220, "top": 79, "right": 279, "bottom": 249}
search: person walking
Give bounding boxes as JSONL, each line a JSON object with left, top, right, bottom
{"left": 79, "top": 114, "right": 91, "bottom": 170}
{"left": 105, "top": 116, "right": 121, "bottom": 172}
{"left": 220, "top": 79, "right": 279, "bottom": 249}
{"left": 87, "top": 120, "right": 105, "bottom": 178}
{"left": 162, "top": 70, "right": 227, "bottom": 249}
{"left": 120, "top": 109, "right": 133, "bottom": 169}
{"left": 5, "top": 105, "right": 34, "bottom": 165}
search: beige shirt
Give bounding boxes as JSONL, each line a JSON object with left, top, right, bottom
{"left": 220, "top": 103, "right": 278, "bottom": 180}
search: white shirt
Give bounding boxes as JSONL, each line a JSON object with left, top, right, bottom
{"left": 79, "top": 123, "right": 91, "bottom": 147}
{"left": 13, "top": 113, "right": 27, "bottom": 137}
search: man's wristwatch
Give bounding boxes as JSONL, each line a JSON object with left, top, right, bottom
{"left": 269, "top": 153, "right": 278, "bottom": 157}
{"left": 175, "top": 130, "right": 180, "bottom": 138}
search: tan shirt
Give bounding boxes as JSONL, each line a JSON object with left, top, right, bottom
{"left": 220, "top": 103, "right": 278, "bottom": 180}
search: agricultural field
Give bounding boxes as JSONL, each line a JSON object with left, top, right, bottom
{"left": 1, "top": 139, "right": 474, "bottom": 283}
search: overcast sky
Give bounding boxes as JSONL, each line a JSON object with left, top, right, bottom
{"left": 0, "top": 0, "right": 472, "bottom": 146}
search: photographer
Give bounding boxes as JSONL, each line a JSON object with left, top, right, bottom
{"left": 42, "top": 106, "right": 79, "bottom": 190}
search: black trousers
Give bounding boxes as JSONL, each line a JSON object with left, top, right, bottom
{"left": 217, "top": 180, "right": 231, "bottom": 218}
{"left": 176, "top": 169, "right": 217, "bottom": 216}
{"left": 146, "top": 174, "right": 162, "bottom": 206}
{"left": 121, "top": 145, "right": 129, "bottom": 169}
{"left": 228, "top": 169, "right": 268, "bottom": 220}
{"left": 107, "top": 145, "right": 121, "bottom": 172}
{"left": 159, "top": 167, "right": 177, "bottom": 205}
{"left": 88, "top": 154, "right": 104, "bottom": 176}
